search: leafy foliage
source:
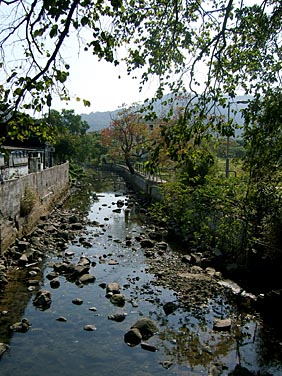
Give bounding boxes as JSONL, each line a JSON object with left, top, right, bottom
{"left": 48, "top": 109, "right": 105, "bottom": 165}
{"left": 242, "top": 89, "right": 282, "bottom": 251}
{"left": 46, "top": 109, "right": 89, "bottom": 135}
{"left": 0, "top": 110, "right": 55, "bottom": 144}
{"left": 148, "top": 88, "right": 282, "bottom": 266}
{"left": 1, "top": 1, "right": 280, "bottom": 120}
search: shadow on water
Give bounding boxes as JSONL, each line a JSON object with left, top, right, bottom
{"left": 0, "top": 169, "right": 282, "bottom": 375}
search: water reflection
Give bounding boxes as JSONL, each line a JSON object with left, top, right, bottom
{"left": 0, "top": 266, "right": 43, "bottom": 344}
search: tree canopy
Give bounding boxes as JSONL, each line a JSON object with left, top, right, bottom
{"left": 0, "top": 0, "right": 281, "bottom": 120}
{"left": 101, "top": 104, "right": 151, "bottom": 173}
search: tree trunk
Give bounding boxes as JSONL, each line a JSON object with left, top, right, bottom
{"left": 125, "top": 156, "right": 135, "bottom": 175}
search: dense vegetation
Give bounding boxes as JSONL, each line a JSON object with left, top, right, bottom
{"left": 101, "top": 98, "right": 281, "bottom": 284}
{"left": 46, "top": 109, "right": 106, "bottom": 166}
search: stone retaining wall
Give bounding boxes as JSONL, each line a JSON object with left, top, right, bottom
{"left": 0, "top": 162, "right": 69, "bottom": 253}
{"left": 102, "top": 164, "right": 163, "bottom": 201}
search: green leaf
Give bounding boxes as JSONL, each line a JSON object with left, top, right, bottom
{"left": 81, "top": 16, "right": 89, "bottom": 26}
{"left": 83, "top": 99, "right": 91, "bottom": 107}
{"left": 49, "top": 24, "right": 58, "bottom": 38}
{"left": 14, "top": 88, "right": 23, "bottom": 96}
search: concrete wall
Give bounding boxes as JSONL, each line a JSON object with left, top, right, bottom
{"left": 0, "top": 162, "right": 69, "bottom": 253}
{"left": 102, "top": 164, "right": 163, "bottom": 201}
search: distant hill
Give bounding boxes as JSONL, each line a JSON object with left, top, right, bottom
{"left": 81, "top": 94, "right": 252, "bottom": 136}
{"left": 80, "top": 110, "right": 119, "bottom": 131}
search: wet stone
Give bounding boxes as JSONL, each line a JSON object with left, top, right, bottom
{"left": 78, "top": 274, "right": 96, "bottom": 284}
{"left": 46, "top": 271, "right": 59, "bottom": 280}
{"left": 50, "top": 278, "right": 60, "bottom": 289}
{"left": 72, "top": 298, "right": 83, "bottom": 305}
{"left": 83, "top": 324, "right": 96, "bottom": 331}
{"left": 141, "top": 342, "right": 158, "bottom": 352}
{"left": 33, "top": 290, "right": 52, "bottom": 310}
{"left": 213, "top": 318, "right": 232, "bottom": 331}
{"left": 110, "top": 294, "right": 126, "bottom": 307}
{"left": 56, "top": 316, "right": 67, "bottom": 322}
{"left": 108, "top": 313, "right": 127, "bottom": 322}
{"left": 0, "top": 343, "right": 9, "bottom": 357}
{"left": 106, "top": 282, "right": 120, "bottom": 294}
{"left": 124, "top": 328, "right": 142, "bottom": 346}
{"left": 10, "top": 318, "right": 31, "bottom": 333}
{"left": 163, "top": 302, "right": 178, "bottom": 315}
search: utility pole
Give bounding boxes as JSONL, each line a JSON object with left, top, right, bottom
{"left": 225, "top": 103, "right": 231, "bottom": 178}
{"left": 225, "top": 99, "right": 249, "bottom": 178}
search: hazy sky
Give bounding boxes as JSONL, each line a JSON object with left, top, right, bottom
{"left": 53, "top": 48, "right": 159, "bottom": 115}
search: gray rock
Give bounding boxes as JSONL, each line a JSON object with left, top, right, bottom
{"left": 65, "top": 251, "right": 75, "bottom": 257}
{"left": 140, "top": 239, "right": 155, "bottom": 248}
{"left": 17, "top": 241, "right": 30, "bottom": 250}
{"left": 33, "top": 290, "right": 52, "bottom": 310}
{"left": 46, "top": 271, "right": 59, "bottom": 280}
{"left": 70, "top": 223, "right": 84, "bottom": 230}
{"left": 181, "top": 255, "right": 192, "bottom": 264}
{"left": 116, "top": 199, "right": 125, "bottom": 207}
{"left": 0, "top": 343, "right": 9, "bottom": 357}
{"left": 213, "top": 318, "right": 232, "bottom": 331}
{"left": 160, "top": 361, "right": 173, "bottom": 369}
{"left": 10, "top": 318, "right": 31, "bottom": 332}
{"left": 72, "top": 264, "right": 90, "bottom": 277}
{"left": 56, "top": 316, "right": 67, "bottom": 322}
{"left": 28, "top": 279, "right": 40, "bottom": 286}
{"left": 148, "top": 231, "right": 163, "bottom": 241}
{"left": 83, "top": 324, "right": 96, "bottom": 331}
{"left": 18, "top": 253, "right": 29, "bottom": 266}
{"left": 108, "top": 313, "right": 127, "bottom": 322}
{"left": 156, "top": 242, "right": 168, "bottom": 250}
{"left": 78, "top": 273, "right": 96, "bottom": 284}
{"left": 106, "top": 282, "right": 120, "bottom": 294}
{"left": 163, "top": 302, "right": 178, "bottom": 315}
{"left": 69, "top": 215, "right": 79, "bottom": 223}
{"left": 141, "top": 342, "right": 158, "bottom": 352}
{"left": 108, "top": 259, "right": 119, "bottom": 265}
{"left": 144, "top": 250, "right": 155, "bottom": 258}
{"left": 50, "top": 278, "right": 60, "bottom": 289}
{"left": 124, "top": 328, "right": 142, "bottom": 345}
{"left": 53, "top": 262, "right": 73, "bottom": 274}
{"left": 45, "top": 225, "right": 58, "bottom": 233}
{"left": 72, "top": 298, "right": 83, "bottom": 305}
{"left": 130, "top": 318, "right": 158, "bottom": 339}
{"left": 190, "top": 252, "right": 203, "bottom": 265}
{"left": 110, "top": 294, "right": 126, "bottom": 307}
{"left": 79, "top": 256, "right": 91, "bottom": 266}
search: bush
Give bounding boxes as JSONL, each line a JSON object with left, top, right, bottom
{"left": 20, "top": 185, "right": 38, "bottom": 216}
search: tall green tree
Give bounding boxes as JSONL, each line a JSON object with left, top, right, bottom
{"left": 242, "top": 89, "right": 282, "bottom": 250}
{"left": 46, "top": 108, "right": 95, "bottom": 164}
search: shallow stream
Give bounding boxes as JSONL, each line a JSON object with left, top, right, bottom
{"left": 0, "top": 170, "right": 282, "bottom": 375}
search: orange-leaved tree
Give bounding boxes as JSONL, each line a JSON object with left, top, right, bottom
{"left": 101, "top": 105, "right": 153, "bottom": 174}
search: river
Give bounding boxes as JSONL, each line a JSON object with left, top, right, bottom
{"left": 0, "top": 170, "right": 282, "bottom": 376}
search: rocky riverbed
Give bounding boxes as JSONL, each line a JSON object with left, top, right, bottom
{"left": 0, "top": 189, "right": 255, "bottom": 319}
{"left": 1, "top": 170, "right": 282, "bottom": 375}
